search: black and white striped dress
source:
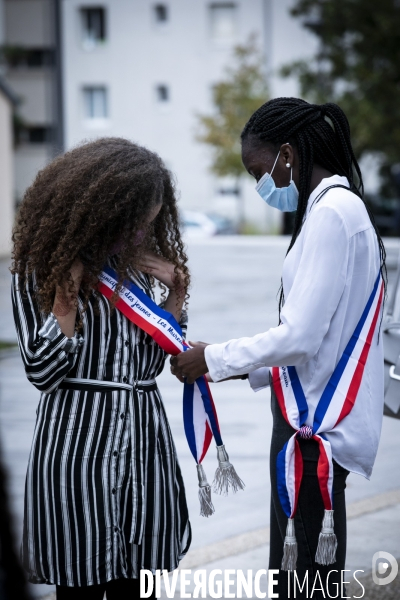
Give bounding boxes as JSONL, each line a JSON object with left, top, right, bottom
{"left": 11, "top": 268, "right": 191, "bottom": 587}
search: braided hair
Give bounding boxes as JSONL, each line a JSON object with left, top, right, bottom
{"left": 241, "top": 97, "right": 387, "bottom": 309}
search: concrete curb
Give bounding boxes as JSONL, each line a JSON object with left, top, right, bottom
{"left": 39, "top": 488, "right": 400, "bottom": 599}
{"left": 179, "top": 488, "right": 400, "bottom": 570}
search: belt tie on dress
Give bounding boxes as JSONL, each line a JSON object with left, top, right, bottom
{"left": 59, "top": 377, "right": 157, "bottom": 392}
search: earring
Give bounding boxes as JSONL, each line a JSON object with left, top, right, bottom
{"left": 286, "top": 163, "right": 291, "bottom": 168}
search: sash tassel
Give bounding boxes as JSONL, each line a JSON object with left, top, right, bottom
{"left": 213, "top": 444, "right": 245, "bottom": 495}
{"left": 281, "top": 518, "right": 298, "bottom": 571}
{"left": 315, "top": 509, "right": 337, "bottom": 565}
{"left": 197, "top": 463, "right": 215, "bottom": 517}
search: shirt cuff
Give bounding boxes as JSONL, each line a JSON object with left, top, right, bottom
{"left": 204, "top": 344, "right": 228, "bottom": 382}
{"left": 39, "top": 313, "right": 84, "bottom": 354}
{"left": 248, "top": 367, "right": 271, "bottom": 392}
{"left": 205, "top": 342, "right": 264, "bottom": 382}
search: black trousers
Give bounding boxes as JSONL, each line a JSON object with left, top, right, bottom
{"left": 56, "top": 576, "right": 156, "bottom": 599}
{"left": 269, "top": 385, "right": 349, "bottom": 599}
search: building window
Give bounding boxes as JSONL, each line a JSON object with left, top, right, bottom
{"left": 154, "top": 4, "right": 168, "bottom": 23}
{"left": 81, "top": 7, "right": 106, "bottom": 48}
{"left": 209, "top": 3, "right": 237, "bottom": 42}
{"left": 1, "top": 47, "right": 54, "bottom": 68}
{"left": 16, "top": 126, "right": 53, "bottom": 144}
{"left": 83, "top": 87, "right": 108, "bottom": 119}
{"left": 155, "top": 84, "right": 169, "bottom": 103}
{"left": 27, "top": 127, "right": 51, "bottom": 143}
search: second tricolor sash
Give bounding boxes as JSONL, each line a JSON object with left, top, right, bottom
{"left": 98, "top": 266, "right": 244, "bottom": 518}
{"left": 271, "top": 272, "right": 384, "bottom": 570}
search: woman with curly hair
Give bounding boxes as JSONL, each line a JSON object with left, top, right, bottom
{"left": 11, "top": 138, "right": 191, "bottom": 599}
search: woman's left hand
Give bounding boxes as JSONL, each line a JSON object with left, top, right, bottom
{"left": 141, "top": 252, "right": 185, "bottom": 292}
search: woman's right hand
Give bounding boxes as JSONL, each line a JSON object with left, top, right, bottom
{"left": 140, "top": 252, "right": 186, "bottom": 292}
{"left": 52, "top": 260, "right": 84, "bottom": 336}
{"left": 69, "top": 259, "right": 84, "bottom": 288}
{"left": 54, "top": 259, "right": 84, "bottom": 309}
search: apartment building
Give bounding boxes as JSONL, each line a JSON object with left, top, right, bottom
{"left": 0, "top": 1, "right": 316, "bottom": 232}
{"left": 2, "top": 0, "right": 61, "bottom": 203}
{"left": 61, "top": 1, "right": 317, "bottom": 232}
{"left": 0, "top": 75, "right": 17, "bottom": 256}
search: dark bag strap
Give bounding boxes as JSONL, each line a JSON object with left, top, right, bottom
{"left": 310, "top": 184, "right": 352, "bottom": 211}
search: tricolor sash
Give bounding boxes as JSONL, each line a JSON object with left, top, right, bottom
{"left": 98, "top": 266, "right": 244, "bottom": 518}
{"left": 271, "top": 272, "right": 384, "bottom": 570}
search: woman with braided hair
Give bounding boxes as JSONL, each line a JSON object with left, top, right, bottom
{"left": 171, "top": 98, "right": 386, "bottom": 598}
{"left": 11, "top": 138, "right": 191, "bottom": 599}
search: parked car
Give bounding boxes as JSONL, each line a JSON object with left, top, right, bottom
{"left": 206, "top": 213, "right": 237, "bottom": 235}
{"left": 365, "top": 195, "right": 400, "bottom": 237}
{"left": 181, "top": 211, "right": 218, "bottom": 238}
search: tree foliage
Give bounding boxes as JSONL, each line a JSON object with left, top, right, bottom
{"left": 196, "top": 37, "right": 269, "bottom": 179}
{"left": 282, "top": 0, "right": 400, "bottom": 171}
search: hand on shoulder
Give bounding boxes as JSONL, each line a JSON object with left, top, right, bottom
{"left": 140, "top": 252, "right": 186, "bottom": 293}
{"left": 53, "top": 259, "right": 84, "bottom": 317}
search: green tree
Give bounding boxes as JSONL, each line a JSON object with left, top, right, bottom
{"left": 281, "top": 0, "right": 400, "bottom": 197}
{"left": 196, "top": 37, "right": 269, "bottom": 230}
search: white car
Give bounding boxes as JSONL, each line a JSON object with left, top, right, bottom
{"left": 181, "top": 210, "right": 218, "bottom": 238}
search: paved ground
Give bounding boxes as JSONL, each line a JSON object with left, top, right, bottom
{"left": 0, "top": 236, "right": 399, "bottom": 599}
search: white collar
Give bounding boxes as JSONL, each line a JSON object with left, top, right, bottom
{"left": 305, "top": 174, "right": 350, "bottom": 218}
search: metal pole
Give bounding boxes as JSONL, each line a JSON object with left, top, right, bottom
{"left": 263, "top": 0, "right": 273, "bottom": 83}
{"left": 263, "top": 0, "right": 277, "bottom": 233}
{"left": 53, "top": 0, "right": 64, "bottom": 155}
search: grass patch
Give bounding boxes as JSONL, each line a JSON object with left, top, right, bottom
{"left": 0, "top": 340, "right": 17, "bottom": 351}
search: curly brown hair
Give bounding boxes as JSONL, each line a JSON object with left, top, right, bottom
{"left": 11, "top": 137, "right": 190, "bottom": 318}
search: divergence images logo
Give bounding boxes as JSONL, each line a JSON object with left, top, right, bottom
{"left": 372, "top": 552, "right": 399, "bottom": 586}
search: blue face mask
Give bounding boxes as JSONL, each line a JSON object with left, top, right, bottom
{"left": 255, "top": 151, "right": 299, "bottom": 212}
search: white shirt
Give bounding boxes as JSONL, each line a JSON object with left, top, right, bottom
{"left": 205, "top": 175, "right": 384, "bottom": 478}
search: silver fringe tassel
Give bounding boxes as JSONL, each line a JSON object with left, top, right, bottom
{"left": 281, "top": 518, "right": 298, "bottom": 571}
{"left": 213, "top": 444, "right": 245, "bottom": 495}
{"left": 315, "top": 509, "right": 338, "bottom": 565}
{"left": 197, "top": 463, "right": 215, "bottom": 518}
